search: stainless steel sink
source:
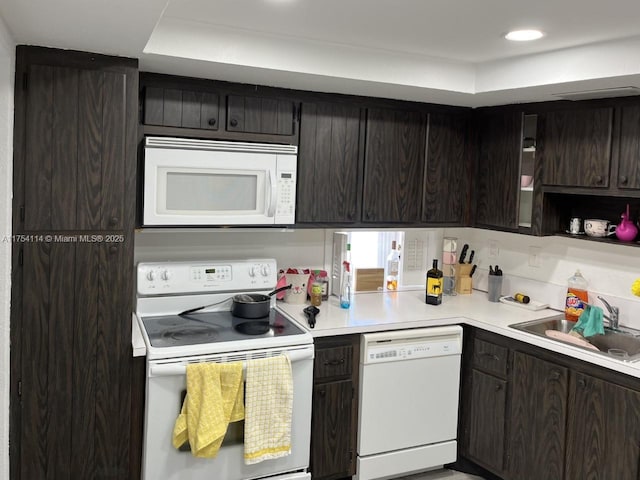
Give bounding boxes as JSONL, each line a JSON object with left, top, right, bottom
{"left": 510, "top": 315, "right": 640, "bottom": 362}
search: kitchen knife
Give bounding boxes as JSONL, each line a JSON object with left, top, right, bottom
{"left": 469, "top": 265, "right": 477, "bottom": 277}
{"left": 468, "top": 250, "right": 475, "bottom": 264}
{"left": 459, "top": 244, "right": 469, "bottom": 264}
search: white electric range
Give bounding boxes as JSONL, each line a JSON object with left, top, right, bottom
{"left": 135, "top": 258, "right": 314, "bottom": 480}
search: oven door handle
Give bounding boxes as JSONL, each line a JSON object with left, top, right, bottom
{"left": 149, "top": 348, "right": 314, "bottom": 377}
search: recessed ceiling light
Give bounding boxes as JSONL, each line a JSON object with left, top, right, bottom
{"left": 505, "top": 29, "right": 544, "bottom": 42}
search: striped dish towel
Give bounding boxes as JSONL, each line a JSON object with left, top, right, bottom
{"left": 244, "top": 355, "right": 293, "bottom": 464}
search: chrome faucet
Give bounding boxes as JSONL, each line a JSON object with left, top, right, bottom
{"left": 597, "top": 296, "right": 619, "bottom": 330}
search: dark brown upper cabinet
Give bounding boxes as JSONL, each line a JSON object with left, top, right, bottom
{"left": 475, "top": 110, "right": 522, "bottom": 230}
{"left": 226, "top": 94, "right": 296, "bottom": 136}
{"left": 140, "top": 74, "right": 300, "bottom": 144}
{"left": 362, "top": 107, "right": 426, "bottom": 223}
{"left": 617, "top": 104, "right": 640, "bottom": 190}
{"left": 144, "top": 87, "right": 220, "bottom": 130}
{"left": 18, "top": 62, "right": 133, "bottom": 231}
{"left": 297, "top": 101, "right": 362, "bottom": 223}
{"left": 541, "top": 106, "right": 613, "bottom": 188}
{"left": 422, "top": 112, "right": 471, "bottom": 225}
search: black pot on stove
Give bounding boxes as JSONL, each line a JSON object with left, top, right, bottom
{"left": 230, "top": 284, "right": 292, "bottom": 319}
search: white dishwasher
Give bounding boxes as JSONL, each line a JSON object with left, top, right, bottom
{"left": 356, "top": 325, "right": 463, "bottom": 480}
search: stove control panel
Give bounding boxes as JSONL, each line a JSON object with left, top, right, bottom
{"left": 137, "top": 259, "right": 278, "bottom": 295}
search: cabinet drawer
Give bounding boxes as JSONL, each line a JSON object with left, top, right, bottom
{"left": 472, "top": 339, "right": 508, "bottom": 377}
{"left": 314, "top": 345, "right": 353, "bottom": 380}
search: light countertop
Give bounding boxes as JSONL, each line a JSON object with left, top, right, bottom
{"left": 276, "top": 290, "right": 640, "bottom": 379}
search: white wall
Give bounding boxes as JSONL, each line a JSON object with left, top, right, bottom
{"left": 445, "top": 227, "right": 640, "bottom": 329}
{"left": 0, "top": 13, "right": 14, "bottom": 480}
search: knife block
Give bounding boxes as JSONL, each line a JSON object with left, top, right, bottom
{"left": 455, "top": 264, "right": 473, "bottom": 295}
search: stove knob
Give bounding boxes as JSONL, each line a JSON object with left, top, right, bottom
{"left": 260, "top": 264, "right": 271, "bottom": 277}
{"left": 160, "top": 269, "right": 171, "bottom": 281}
{"left": 248, "top": 265, "right": 257, "bottom": 277}
{"left": 146, "top": 270, "right": 156, "bottom": 281}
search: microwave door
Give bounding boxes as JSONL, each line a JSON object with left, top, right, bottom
{"left": 144, "top": 149, "right": 277, "bottom": 226}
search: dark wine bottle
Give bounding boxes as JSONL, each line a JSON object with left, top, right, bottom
{"left": 426, "top": 259, "right": 443, "bottom": 305}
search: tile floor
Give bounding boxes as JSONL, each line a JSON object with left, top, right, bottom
{"left": 395, "top": 468, "right": 486, "bottom": 480}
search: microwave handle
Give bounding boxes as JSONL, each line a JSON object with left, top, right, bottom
{"left": 266, "top": 169, "right": 277, "bottom": 218}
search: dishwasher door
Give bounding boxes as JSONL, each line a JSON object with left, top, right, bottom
{"left": 357, "top": 325, "right": 462, "bottom": 457}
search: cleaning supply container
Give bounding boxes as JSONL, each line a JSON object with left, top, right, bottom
{"left": 565, "top": 269, "right": 588, "bottom": 321}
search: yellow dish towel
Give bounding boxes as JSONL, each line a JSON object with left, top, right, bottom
{"left": 244, "top": 355, "right": 293, "bottom": 465}
{"left": 172, "top": 362, "right": 244, "bottom": 458}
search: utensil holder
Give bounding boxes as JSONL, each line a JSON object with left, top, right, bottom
{"left": 487, "top": 275, "right": 503, "bottom": 302}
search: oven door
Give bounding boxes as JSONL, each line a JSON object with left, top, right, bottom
{"left": 141, "top": 345, "right": 314, "bottom": 480}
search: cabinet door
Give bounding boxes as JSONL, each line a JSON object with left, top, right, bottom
{"left": 297, "top": 102, "right": 361, "bottom": 223}
{"left": 423, "top": 113, "right": 471, "bottom": 224}
{"left": 227, "top": 94, "right": 296, "bottom": 136}
{"left": 18, "top": 241, "right": 133, "bottom": 480}
{"left": 362, "top": 107, "right": 426, "bottom": 223}
{"left": 310, "top": 380, "right": 354, "bottom": 479}
{"left": 509, "top": 352, "right": 568, "bottom": 480}
{"left": 566, "top": 373, "right": 640, "bottom": 480}
{"left": 466, "top": 369, "right": 507, "bottom": 473}
{"left": 475, "top": 111, "right": 522, "bottom": 229}
{"left": 542, "top": 107, "right": 613, "bottom": 188}
{"left": 23, "top": 64, "right": 129, "bottom": 231}
{"left": 144, "top": 87, "right": 220, "bottom": 130}
{"left": 617, "top": 104, "right": 640, "bottom": 189}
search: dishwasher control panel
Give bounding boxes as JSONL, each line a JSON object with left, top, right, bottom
{"left": 365, "top": 339, "right": 460, "bottom": 363}
{"left": 361, "top": 326, "right": 463, "bottom": 364}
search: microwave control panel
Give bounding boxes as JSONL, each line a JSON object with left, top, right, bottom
{"left": 137, "top": 259, "right": 278, "bottom": 295}
{"left": 275, "top": 155, "right": 297, "bottom": 224}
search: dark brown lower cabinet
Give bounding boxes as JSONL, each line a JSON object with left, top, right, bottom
{"left": 467, "top": 369, "right": 507, "bottom": 473}
{"left": 310, "top": 335, "right": 360, "bottom": 480}
{"left": 508, "top": 352, "right": 568, "bottom": 480}
{"left": 566, "top": 373, "right": 640, "bottom": 480}
{"left": 461, "top": 328, "right": 640, "bottom": 480}
{"left": 15, "top": 240, "right": 134, "bottom": 479}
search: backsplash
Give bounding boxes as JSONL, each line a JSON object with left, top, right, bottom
{"left": 445, "top": 227, "right": 640, "bottom": 329}
{"left": 134, "top": 226, "right": 640, "bottom": 328}
{"left": 134, "top": 228, "right": 327, "bottom": 271}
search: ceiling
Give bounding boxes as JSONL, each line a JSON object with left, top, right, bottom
{"left": 2, "top": 0, "right": 640, "bottom": 107}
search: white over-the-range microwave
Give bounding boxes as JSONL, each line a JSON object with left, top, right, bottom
{"left": 143, "top": 136, "right": 297, "bottom": 226}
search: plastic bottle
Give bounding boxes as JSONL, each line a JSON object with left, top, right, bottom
{"left": 340, "top": 244, "right": 352, "bottom": 309}
{"left": 426, "top": 259, "right": 443, "bottom": 305}
{"left": 385, "top": 241, "right": 400, "bottom": 290}
{"left": 565, "top": 269, "right": 589, "bottom": 321}
{"left": 310, "top": 281, "right": 323, "bottom": 306}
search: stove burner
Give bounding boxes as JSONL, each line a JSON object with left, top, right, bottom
{"left": 233, "top": 319, "right": 271, "bottom": 335}
{"left": 160, "top": 325, "right": 219, "bottom": 345}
